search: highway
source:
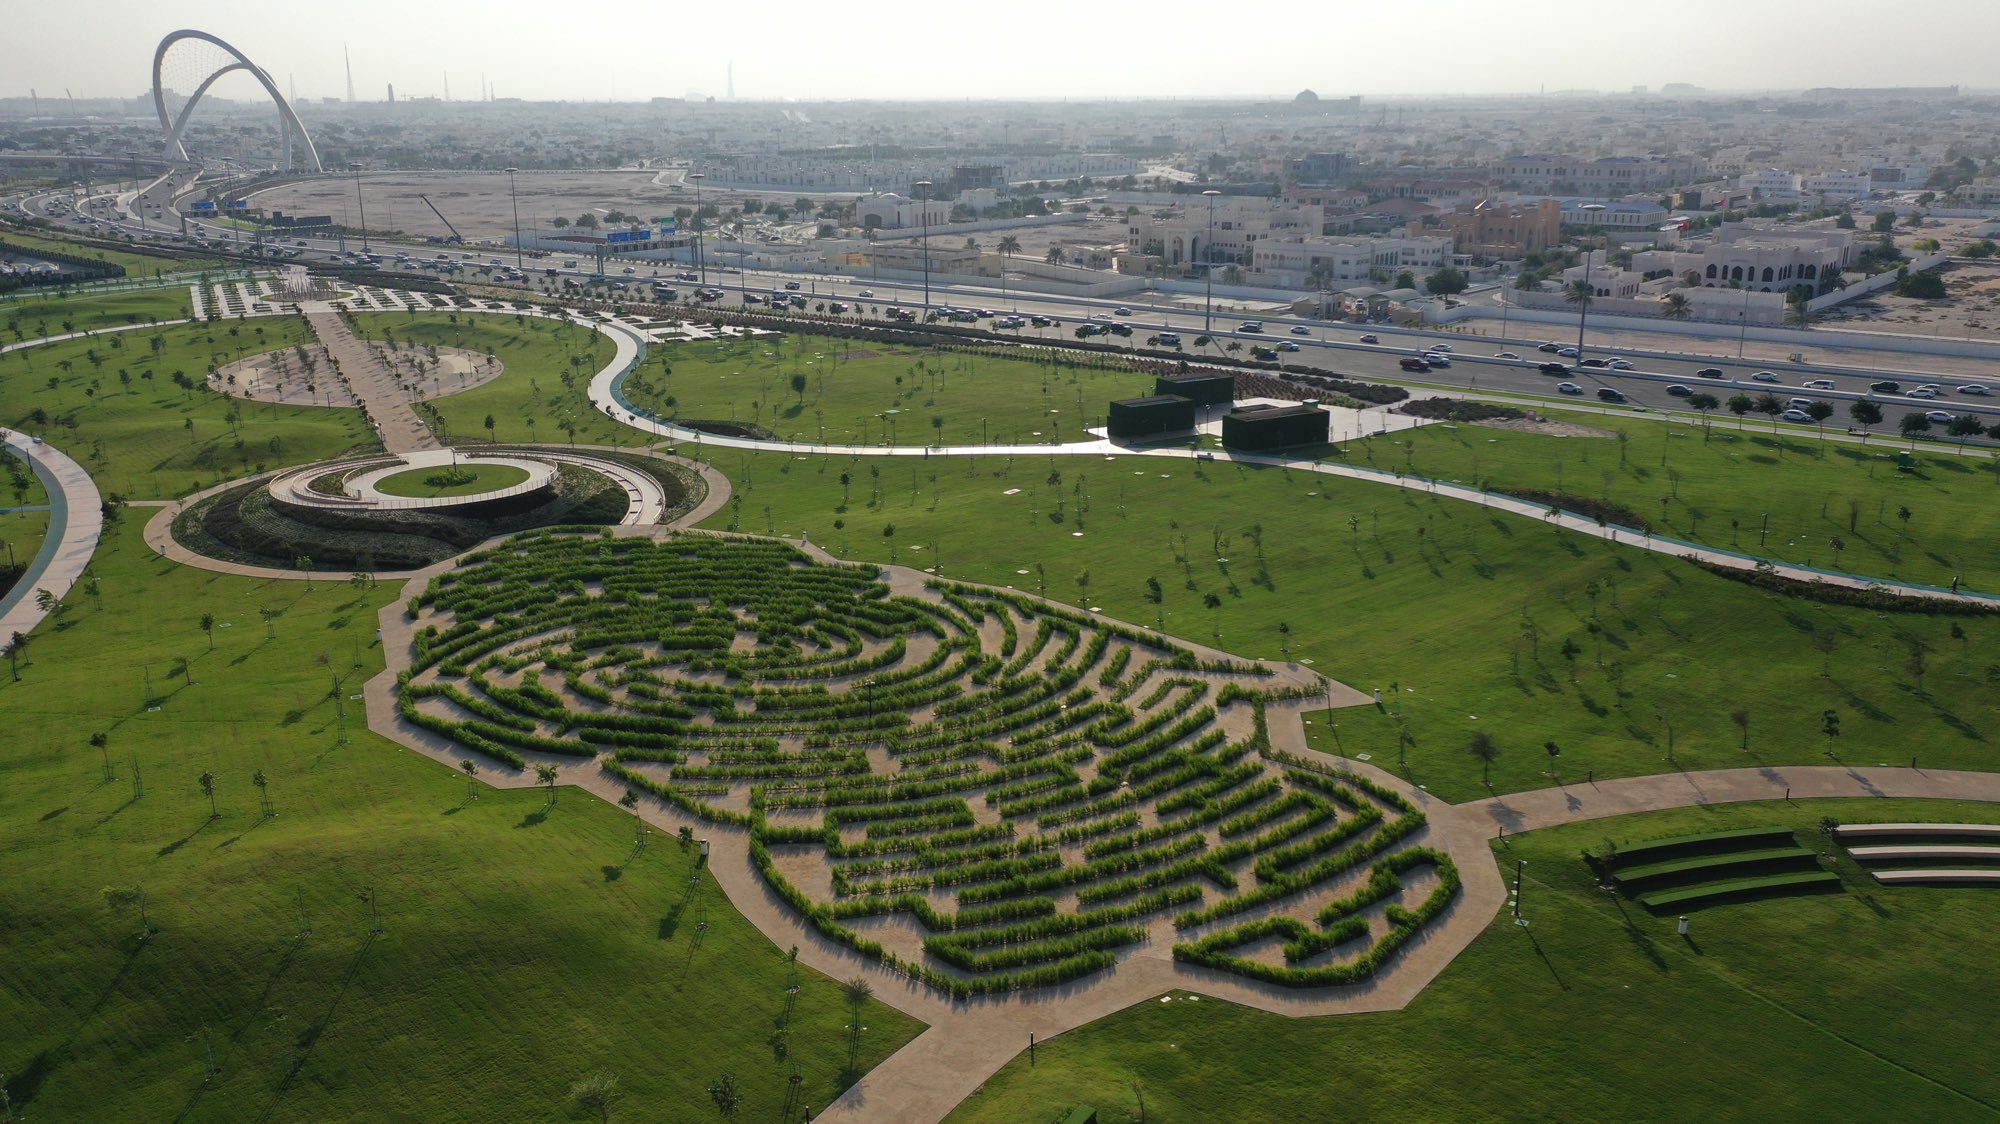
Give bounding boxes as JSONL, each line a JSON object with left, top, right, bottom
{"left": 9, "top": 175, "right": 1998, "bottom": 446}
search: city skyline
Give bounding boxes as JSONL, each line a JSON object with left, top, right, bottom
{"left": 9, "top": 0, "right": 2000, "bottom": 104}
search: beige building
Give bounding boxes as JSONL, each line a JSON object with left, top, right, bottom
{"left": 1124, "top": 197, "right": 1319, "bottom": 268}
{"left": 1631, "top": 224, "right": 1856, "bottom": 293}
{"left": 1251, "top": 227, "right": 1452, "bottom": 288}
{"left": 1441, "top": 198, "right": 1561, "bottom": 258}
{"left": 856, "top": 192, "right": 951, "bottom": 230}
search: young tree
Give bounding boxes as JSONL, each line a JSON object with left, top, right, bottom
{"left": 707, "top": 1074, "right": 740, "bottom": 1120}
{"left": 570, "top": 1072, "right": 621, "bottom": 1123}
{"left": 535, "top": 763, "right": 559, "bottom": 804}
{"left": 1730, "top": 709, "right": 1750, "bottom": 750}
{"left": 199, "top": 612, "right": 215, "bottom": 651}
{"left": 1947, "top": 414, "right": 1986, "bottom": 447}
{"left": 1467, "top": 732, "right": 1499, "bottom": 787}
{"left": 1900, "top": 412, "right": 1932, "bottom": 447}
{"left": 252, "top": 769, "right": 272, "bottom": 817}
{"left": 1848, "top": 400, "right": 1882, "bottom": 441}
{"left": 6, "top": 630, "right": 25, "bottom": 680}
{"left": 1726, "top": 394, "right": 1753, "bottom": 428}
{"left": 461, "top": 758, "right": 479, "bottom": 800}
{"left": 198, "top": 770, "right": 218, "bottom": 819}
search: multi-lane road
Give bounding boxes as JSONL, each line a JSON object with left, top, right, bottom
{"left": 10, "top": 174, "right": 1998, "bottom": 444}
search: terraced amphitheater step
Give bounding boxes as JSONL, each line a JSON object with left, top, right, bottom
{"left": 1835, "top": 822, "right": 2000, "bottom": 840}
{"left": 1608, "top": 826, "right": 1797, "bottom": 868}
{"left": 1870, "top": 869, "right": 2000, "bottom": 885}
{"left": 1846, "top": 844, "right": 2000, "bottom": 863}
{"left": 1611, "top": 846, "right": 1818, "bottom": 887}
{"left": 1637, "top": 870, "right": 1842, "bottom": 910}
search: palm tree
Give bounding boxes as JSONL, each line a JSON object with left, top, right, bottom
{"left": 1467, "top": 732, "right": 1499, "bottom": 787}
{"left": 1562, "top": 280, "right": 1594, "bottom": 310}
{"left": 198, "top": 770, "right": 218, "bottom": 818}
{"left": 1784, "top": 300, "right": 1816, "bottom": 330}
{"left": 1660, "top": 292, "right": 1691, "bottom": 321}
{"left": 997, "top": 235, "right": 1022, "bottom": 310}
{"left": 1044, "top": 247, "right": 1064, "bottom": 265}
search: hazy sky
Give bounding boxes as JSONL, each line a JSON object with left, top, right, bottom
{"left": 10, "top": 0, "right": 2000, "bottom": 103}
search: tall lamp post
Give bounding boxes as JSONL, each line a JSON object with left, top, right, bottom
{"left": 349, "top": 162, "right": 369, "bottom": 253}
{"left": 915, "top": 180, "right": 934, "bottom": 315}
{"left": 689, "top": 172, "right": 707, "bottom": 286}
{"left": 504, "top": 166, "right": 523, "bottom": 270}
{"left": 1202, "top": 189, "right": 1221, "bottom": 338}
{"left": 1572, "top": 203, "right": 1607, "bottom": 364}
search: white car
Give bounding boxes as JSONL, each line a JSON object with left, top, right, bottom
{"left": 1956, "top": 384, "right": 1991, "bottom": 395}
{"left": 1606, "top": 358, "right": 1635, "bottom": 370}
{"left": 1429, "top": 343, "right": 1453, "bottom": 352}
{"left": 1780, "top": 409, "right": 1814, "bottom": 423}
{"left": 1494, "top": 351, "right": 1520, "bottom": 360}
{"left": 1803, "top": 379, "right": 1836, "bottom": 390}
{"left": 1925, "top": 410, "right": 1957, "bottom": 424}
{"left": 1908, "top": 387, "right": 1938, "bottom": 399}
{"left": 858, "top": 290, "right": 874, "bottom": 297}
{"left": 1556, "top": 382, "right": 1584, "bottom": 395}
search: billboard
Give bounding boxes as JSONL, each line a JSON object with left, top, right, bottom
{"left": 224, "top": 199, "right": 250, "bottom": 210}
{"left": 190, "top": 200, "right": 218, "bottom": 212}
{"left": 605, "top": 229, "right": 652, "bottom": 244}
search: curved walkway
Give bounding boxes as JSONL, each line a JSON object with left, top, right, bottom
{"left": 0, "top": 428, "right": 103, "bottom": 642}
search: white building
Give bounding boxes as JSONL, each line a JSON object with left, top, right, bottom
{"left": 1555, "top": 198, "right": 1670, "bottom": 228}
{"left": 1251, "top": 230, "right": 1452, "bottom": 288}
{"left": 856, "top": 192, "right": 951, "bottom": 231}
{"left": 1738, "top": 168, "right": 1872, "bottom": 205}
{"left": 1125, "top": 197, "right": 1320, "bottom": 268}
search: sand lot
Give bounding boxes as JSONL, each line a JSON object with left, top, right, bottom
{"left": 252, "top": 170, "right": 732, "bottom": 241}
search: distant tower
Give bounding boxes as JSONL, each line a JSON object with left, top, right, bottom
{"left": 444, "top": 71, "right": 451, "bottom": 101}
{"left": 344, "top": 45, "right": 355, "bottom": 102}
{"left": 387, "top": 83, "right": 395, "bottom": 105}
{"left": 727, "top": 62, "right": 734, "bottom": 100}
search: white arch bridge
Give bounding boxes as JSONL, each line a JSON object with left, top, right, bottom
{"left": 151, "top": 30, "right": 322, "bottom": 173}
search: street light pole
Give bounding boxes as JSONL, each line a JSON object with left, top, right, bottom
{"left": 689, "top": 172, "right": 706, "bottom": 286}
{"left": 505, "top": 166, "right": 523, "bottom": 270}
{"left": 915, "top": 180, "right": 934, "bottom": 315}
{"left": 1202, "top": 189, "right": 1221, "bottom": 338}
{"left": 349, "top": 162, "right": 369, "bottom": 253}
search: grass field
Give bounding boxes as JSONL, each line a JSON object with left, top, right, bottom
{"left": 0, "top": 318, "right": 375, "bottom": 499}
{"left": 692, "top": 447, "right": 2000, "bottom": 800}
{"left": 3, "top": 287, "right": 194, "bottom": 339}
{"left": 950, "top": 797, "right": 2000, "bottom": 1123}
{"left": 0, "top": 519, "right": 924, "bottom": 1121}
{"left": 345, "top": 312, "right": 622, "bottom": 447}
{"left": 1350, "top": 408, "right": 2000, "bottom": 593}
{"left": 0, "top": 228, "right": 231, "bottom": 278}
{"left": 629, "top": 331, "right": 1154, "bottom": 446}
{"left": 373, "top": 462, "right": 529, "bottom": 498}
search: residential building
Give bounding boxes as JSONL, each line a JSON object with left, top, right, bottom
{"left": 1124, "top": 197, "right": 1319, "bottom": 268}
{"left": 1285, "top": 152, "right": 1349, "bottom": 184}
{"left": 1496, "top": 154, "right": 1706, "bottom": 194}
{"left": 1250, "top": 227, "right": 1452, "bottom": 288}
{"left": 1440, "top": 198, "right": 1561, "bottom": 258}
{"left": 1557, "top": 198, "right": 1669, "bottom": 229}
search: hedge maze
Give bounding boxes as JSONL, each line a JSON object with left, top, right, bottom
{"left": 398, "top": 530, "right": 1459, "bottom": 997}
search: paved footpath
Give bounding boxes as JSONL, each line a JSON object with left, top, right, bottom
{"left": 0, "top": 428, "right": 102, "bottom": 643}
{"left": 301, "top": 302, "right": 440, "bottom": 455}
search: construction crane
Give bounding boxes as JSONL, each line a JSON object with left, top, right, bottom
{"left": 418, "top": 194, "right": 463, "bottom": 243}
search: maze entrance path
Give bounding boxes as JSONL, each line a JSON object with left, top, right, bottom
{"left": 364, "top": 528, "right": 1498, "bottom": 1120}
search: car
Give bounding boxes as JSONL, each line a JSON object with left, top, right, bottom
{"left": 829, "top": 302, "right": 849, "bottom": 313}
{"left": 1957, "top": 384, "right": 1991, "bottom": 395}
{"left": 1580, "top": 358, "right": 1608, "bottom": 369}
{"left": 1030, "top": 316, "right": 1053, "bottom": 327}
{"left": 1597, "top": 387, "right": 1627, "bottom": 402}
{"left": 1780, "top": 409, "right": 1814, "bottom": 423}
{"left": 784, "top": 281, "right": 801, "bottom": 290}
{"left": 1538, "top": 342, "right": 1561, "bottom": 353}
{"left": 610, "top": 282, "right": 627, "bottom": 290}
{"left": 1238, "top": 322, "right": 1264, "bottom": 333}
{"left": 622, "top": 266, "right": 638, "bottom": 275}
{"left": 1358, "top": 334, "right": 1380, "bottom": 344}
{"left": 1278, "top": 341, "right": 1301, "bottom": 352}
{"left": 1557, "top": 382, "right": 1584, "bottom": 395}
{"left": 1538, "top": 362, "right": 1569, "bottom": 375}
{"left": 1421, "top": 352, "right": 1451, "bottom": 366}
{"left": 1557, "top": 347, "right": 1580, "bottom": 358}
{"left": 1787, "top": 398, "right": 1814, "bottom": 410}
{"left": 1494, "top": 351, "right": 1521, "bottom": 360}
{"left": 1917, "top": 383, "right": 1942, "bottom": 392}
{"left": 1114, "top": 307, "right": 1132, "bottom": 316}
{"left": 1607, "top": 358, "right": 1635, "bottom": 370}
{"left": 1088, "top": 313, "right": 1114, "bottom": 322}
{"left": 1804, "top": 379, "right": 1836, "bottom": 390}
{"left": 1751, "top": 372, "right": 1780, "bottom": 383}
{"left": 1666, "top": 384, "right": 1693, "bottom": 397}
{"left": 1155, "top": 333, "right": 1181, "bottom": 346}
{"left": 1869, "top": 380, "right": 1901, "bottom": 393}
{"left": 742, "top": 293, "right": 763, "bottom": 303}
{"left": 1926, "top": 410, "right": 1957, "bottom": 424}
{"left": 1399, "top": 357, "right": 1432, "bottom": 372}
{"left": 858, "top": 290, "right": 875, "bottom": 298}
{"left": 1429, "top": 343, "right": 1453, "bottom": 352}
{"left": 1908, "top": 387, "right": 1938, "bottom": 399}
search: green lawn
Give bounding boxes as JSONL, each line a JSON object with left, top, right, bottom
{"left": 2, "top": 287, "right": 194, "bottom": 339}
{"left": 374, "top": 462, "right": 529, "bottom": 498}
{"left": 694, "top": 448, "right": 2000, "bottom": 800}
{"left": 345, "top": 312, "right": 622, "bottom": 447}
{"left": 951, "top": 798, "right": 2000, "bottom": 1123}
{"left": 2, "top": 444, "right": 50, "bottom": 507}
{"left": 0, "top": 228, "right": 231, "bottom": 278}
{"left": 629, "top": 331, "right": 1154, "bottom": 446}
{"left": 0, "top": 318, "right": 376, "bottom": 499}
{"left": 0, "top": 518, "right": 924, "bottom": 1122}
{"left": 0, "top": 508, "right": 50, "bottom": 598}
{"left": 1351, "top": 408, "right": 2000, "bottom": 593}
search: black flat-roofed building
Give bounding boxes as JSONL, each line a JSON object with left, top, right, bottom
{"left": 1107, "top": 394, "right": 1196, "bottom": 439}
{"left": 1221, "top": 403, "right": 1328, "bottom": 450}
{"left": 1154, "top": 371, "right": 1234, "bottom": 407}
